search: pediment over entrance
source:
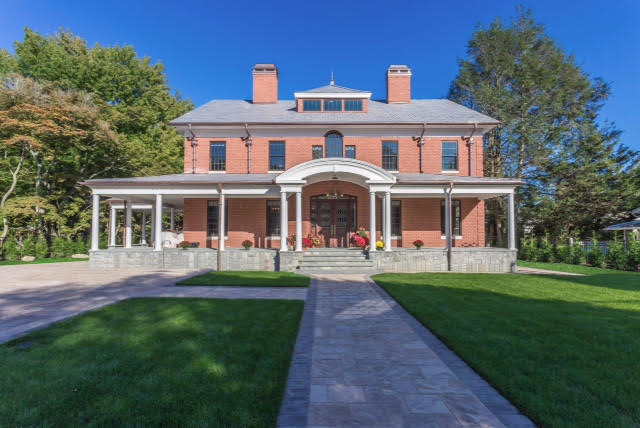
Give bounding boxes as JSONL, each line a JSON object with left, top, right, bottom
{"left": 275, "top": 158, "right": 396, "bottom": 188}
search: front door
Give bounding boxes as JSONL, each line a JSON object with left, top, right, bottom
{"left": 311, "top": 196, "right": 357, "bottom": 247}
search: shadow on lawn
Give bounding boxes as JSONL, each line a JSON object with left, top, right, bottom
{"left": 536, "top": 271, "right": 640, "bottom": 292}
{"left": 376, "top": 278, "right": 640, "bottom": 427}
{"left": 1, "top": 297, "right": 303, "bottom": 427}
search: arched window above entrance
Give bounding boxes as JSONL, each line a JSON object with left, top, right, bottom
{"left": 325, "top": 132, "right": 343, "bottom": 158}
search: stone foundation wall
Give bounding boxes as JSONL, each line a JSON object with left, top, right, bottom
{"left": 91, "top": 247, "right": 516, "bottom": 273}
{"left": 369, "top": 248, "right": 517, "bottom": 273}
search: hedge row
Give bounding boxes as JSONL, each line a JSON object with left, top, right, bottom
{"left": 2, "top": 237, "right": 87, "bottom": 261}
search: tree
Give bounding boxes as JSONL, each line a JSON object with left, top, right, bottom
{"left": 13, "top": 28, "right": 192, "bottom": 175}
{"left": 448, "top": 8, "right": 638, "bottom": 241}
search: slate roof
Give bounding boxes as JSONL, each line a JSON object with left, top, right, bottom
{"left": 170, "top": 99, "right": 499, "bottom": 126}
{"left": 299, "top": 84, "right": 369, "bottom": 94}
{"left": 83, "top": 173, "right": 520, "bottom": 187}
{"left": 604, "top": 220, "right": 640, "bottom": 231}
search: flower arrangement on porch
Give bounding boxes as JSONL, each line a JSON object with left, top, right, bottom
{"left": 376, "top": 240, "right": 385, "bottom": 250}
{"left": 351, "top": 229, "right": 370, "bottom": 250}
{"left": 177, "top": 241, "right": 191, "bottom": 249}
{"left": 413, "top": 239, "right": 424, "bottom": 250}
{"left": 302, "top": 235, "right": 321, "bottom": 249}
{"left": 242, "top": 240, "right": 253, "bottom": 250}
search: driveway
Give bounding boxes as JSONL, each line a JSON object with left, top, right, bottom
{"left": 0, "top": 262, "right": 306, "bottom": 343}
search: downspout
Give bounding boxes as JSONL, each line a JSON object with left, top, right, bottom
{"left": 185, "top": 124, "right": 198, "bottom": 174}
{"left": 446, "top": 182, "right": 454, "bottom": 271}
{"left": 413, "top": 122, "right": 427, "bottom": 173}
{"left": 467, "top": 123, "right": 478, "bottom": 176}
{"left": 242, "top": 123, "right": 253, "bottom": 174}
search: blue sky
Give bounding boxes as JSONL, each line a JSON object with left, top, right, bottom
{"left": 1, "top": 0, "right": 638, "bottom": 149}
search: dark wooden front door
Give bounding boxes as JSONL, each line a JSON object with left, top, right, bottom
{"left": 311, "top": 196, "right": 357, "bottom": 247}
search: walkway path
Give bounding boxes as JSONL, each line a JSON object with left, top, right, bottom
{"left": 517, "top": 266, "right": 584, "bottom": 276}
{"left": 279, "top": 274, "right": 534, "bottom": 427}
{"left": 0, "top": 262, "right": 306, "bottom": 343}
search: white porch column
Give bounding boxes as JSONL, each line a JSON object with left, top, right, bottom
{"left": 124, "top": 200, "right": 132, "bottom": 249}
{"left": 508, "top": 191, "right": 516, "bottom": 250}
{"left": 295, "top": 190, "right": 302, "bottom": 252}
{"left": 108, "top": 205, "right": 117, "bottom": 247}
{"left": 91, "top": 193, "right": 100, "bottom": 251}
{"left": 280, "top": 190, "right": 288, "bottom": 251}
{"left": 218, "top": 193, "right": 225, "bottom": 251}
{"left": 154, "top": 194, "right": 163, "bottom": 251}
{"left": 140, "top": 212, "right": 147, "bottom": 245}
{"left": 170, "top": 208, "right": 175, "bottom": 230}
{"left": 384, "top": 191, "right": 392, "bottom": 251}
{"left": 369, "top": 190, "right": 376, "bottom": 252}
{"left": 150, "top": 204, "right": 155, "bottom": 246}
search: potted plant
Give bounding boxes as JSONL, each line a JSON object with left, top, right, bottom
{"left": 242, "top": 239, "right": 253, "bottom": 250}
{"left": 413, "top": 239, "right": 424, "bottom": 250}
{"left": 376, "top": 240, "right": 384, "bottom": 250}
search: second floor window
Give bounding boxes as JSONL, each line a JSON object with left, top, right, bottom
{"left": 269, "top": 141, "right": 285, "bottom": 171}
{"left": 440, "top": 199, "right": 462, "bottom": 236}
{"left": 303, "top": 100, "right": 321, "bottom": 111}
{"left": 324, "top": 99, "right": 342, "bottom": 111}
{"left": 210, "top": 142, "right": 226, "bottom": 171}
{"left": 325, "top": 132, "right": 343, "bottom": 157}
{"left": 442, "top": 141, "right": 458, "bottom": 171}
{"left": 345, "top": 145, "right": 356, "bottom": 159}
{"left": 312, "top": 145, "right": 323, "bottom": 159}
{"left": 382, "top": 141, "right": 398, "bottom": 170}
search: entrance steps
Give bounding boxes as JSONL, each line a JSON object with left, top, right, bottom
{"left": 296, "top": 248, "right": 376, "bottom": 273}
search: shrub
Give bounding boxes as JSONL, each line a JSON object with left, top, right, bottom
{"left": 35, "top": 236, "right": 49, "bottom": 259}
{"left": 3, "top": 238, "right": 20, "bottom": 260}
{"left": 73, "top": 239, "right": 87, "bottom": 254}
{"left": 586, "top": 239, "right": 604, "bottom": 268}
{"left": 63, "top": 239, "right": 75, "bottom": 257}
{"left": 555, "top": 244, "right": 570, "bottom": 264}
{"left": 568, "top": 242, "right": 584, "bottom": 265}
{"left": 539, "top": 235, "right": 554, "bottom": 262}
{"left": 50, "top": 237, "right": 66, "bottom": 258}
{"left": 606, "top": 241, "right": 626, "bottom": 270}
{"left": 519, "top": 236, "right": 538, "bottom": 261}
{"left": 241, "top": 240, "right": 253, "bottom": 250}
{"left": 626, "top": 236, "right": 640, "bottom": 271}
{"left": 22, "top": 237, "right": 36, "bottom": 257}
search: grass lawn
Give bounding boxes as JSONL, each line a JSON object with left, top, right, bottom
{"left": 373, "top": 270, "right": 640, "bottom": 427}
{"left": 178, "top": 270, "right": 310, "bottom": 287}
{"left": 0, "top": 257, "right": 87, "bottom": 266}
{"left": 518, "top": 260, "right": 639, "bottom": 275}
{"left": 0, "top": 298, "right": 304, "bottom": 427}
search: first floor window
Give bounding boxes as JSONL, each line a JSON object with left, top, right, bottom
{"left": 442, "top": 141, "right": 458, "bottom": 171}
{"left": 266, "top": 200, "right": 280, "bottom": 236}
{"left": 303, "top": 100, "right": 321, "bottom": 111}
{"left": 312, "top": 145, "right": 323, "bottom": 159}
{"left": 345, "top": 145, "right": 356, "bottom": 159}
{"left": 440, "top": 199, "right": 462, "bottom": 236}
{"left": 207, "top": 200, "right": 228, "bottom": 237}
{"left": 269, "top": 141, "right": 285, "bottom": 170}
{"left": 382, "top": 141, "right": 398, "bottom": 170}
{"left": 391, "top": 200, "right": 401, "bottom": 237}
{"left": 210, "top": 141, "right": 226, "bottom": 171}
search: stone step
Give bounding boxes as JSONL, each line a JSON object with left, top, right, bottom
{"left": 303, "top": 250, "right": 366, "bottom": 257}
{"left": 301, "top": 255, "right": 369, "bottom": 262}
{"left": 298, "top": 259, "right": 374, "bottom": 267}
{"left": 296, "top": 266, "right": 378, "bottom": 273}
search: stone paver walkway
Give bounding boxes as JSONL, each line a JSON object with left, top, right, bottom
{"left": 0, "top": 262, "right": 306, "bottom": 343}
{"left": 279, "top": 274, "right": 534, "bottom": 427}
{"left": 516, "top": 266, "right": 584, "bottom": 276}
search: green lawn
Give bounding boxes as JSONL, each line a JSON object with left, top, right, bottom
{"left": 518, "top": 260, "right": 639, "bottom": 275}
{"left": 178, "top": 271, "right": 310, "bottom": 287}
{"left": 373, "top": 270, "right": 640, "bottom": 427}
{"left": 0, "top": 257, "right": 87, "bottom": 266}
{"left": 0, "top": 298, "right": 303, "bottom": 427}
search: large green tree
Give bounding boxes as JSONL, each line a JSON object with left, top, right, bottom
{"left": 448, "top": 9, "right": 638, "bottom": 241}
{"left": 12, "top": 28, "right": 192, "bottom": 175}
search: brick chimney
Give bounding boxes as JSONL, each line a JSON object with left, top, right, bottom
{"left": 386, "top": 65, "right": 411, "bottom": 103}
{"left": 252, "top": 64, "right": 278, "bottom": 104}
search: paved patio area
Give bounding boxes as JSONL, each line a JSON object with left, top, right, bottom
{"left": 278, "top": 274, "right": 534, "bottom": 428}
{"left": 0, "top": 262, "right": 307, "bottom": 343}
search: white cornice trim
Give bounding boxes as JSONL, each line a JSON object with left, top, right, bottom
{"left": 294, "top": 92, "right": 372, "bottom": 99}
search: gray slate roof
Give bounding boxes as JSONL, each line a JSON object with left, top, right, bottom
{"left": 169, "top": 99, "right": 499, "bottom": 126}
{"left": 84, "top": 173, "right": 521, "bottom": 187}
{"left": 299, "top": 84, "right": 369, "bottom": 94}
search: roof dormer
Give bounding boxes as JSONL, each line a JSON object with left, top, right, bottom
{"left": 294, "top": 77, "right": 371, "bottom": 113}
